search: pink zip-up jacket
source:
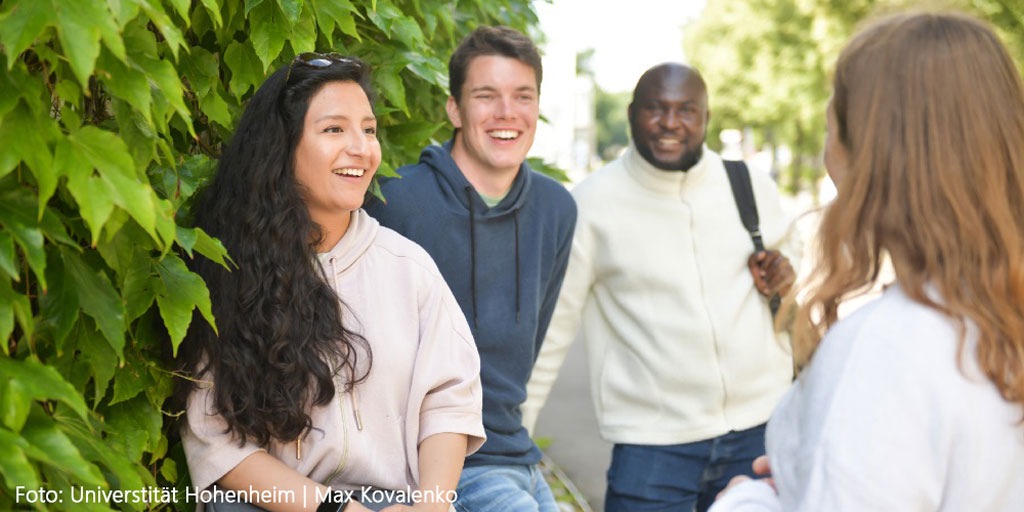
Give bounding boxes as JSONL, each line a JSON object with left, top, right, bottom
{"left": 182, "top": 209, "right": 485, "bottom": 495}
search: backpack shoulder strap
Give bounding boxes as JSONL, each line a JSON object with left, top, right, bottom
{"left": 724, "top": 159, "right": 781, "bottom": 316}
{"left": 723, "top": 159, "right": 765, "bottom": 252}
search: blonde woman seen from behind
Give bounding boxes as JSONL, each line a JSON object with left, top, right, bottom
{"left": 711, "top": 11, "right": 1024, "bottom": 511}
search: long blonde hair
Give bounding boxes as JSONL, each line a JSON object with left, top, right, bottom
{"left": 792, "top": 11, "right": 1024, "bottom": 409}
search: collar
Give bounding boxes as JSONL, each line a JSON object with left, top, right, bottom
{"left": 623, "top": 141, "right": 719, "bottom": 196}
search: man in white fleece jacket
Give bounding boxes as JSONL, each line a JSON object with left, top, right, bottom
{"left": 523, "top": 63, "right": 799, "bottom": 512}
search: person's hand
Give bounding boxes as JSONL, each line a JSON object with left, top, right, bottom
{"left": 748, "top": 250, "right": 795, "bottom": 297}
{"left": 716, "top": 455, "right": 775, "bottom": 501}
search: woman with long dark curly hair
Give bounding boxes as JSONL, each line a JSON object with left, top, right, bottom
{"left": 176, "top": 54, "right": 484, "bottom": 512}
{"left": 711, "top": 11, "right": 1024, "bottom": 512}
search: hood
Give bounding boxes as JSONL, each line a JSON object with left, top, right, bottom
{"left": 317, "top": 209, "right": 377, "bottom": 272}
{"left": 419, "top": 140, "right": 532, "bottom": 218}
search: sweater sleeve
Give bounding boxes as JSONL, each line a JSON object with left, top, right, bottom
{"left": 750, "top": 168, "right": 802, "bottom": 271}
{"left": 180, "top": 381, "right": 265, "bottom": 492}
{"left": 522, "top": 203, "right": 592, "bottom": 434}
{"left": 409, "top": 272, "right": 486, "bottom": 454}
{"left": 532, "top": 199, "right": 577, "bottom": 361}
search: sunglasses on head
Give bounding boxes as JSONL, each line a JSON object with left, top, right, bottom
{"left": 285, "top": 52, "right": 355, "bottom": 82}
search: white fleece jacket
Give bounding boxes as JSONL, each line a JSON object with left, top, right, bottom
{"left": 524, "top": 144, "right": 798, "bottom": 444}
{"left": 182, "top": 210, "right": 485, "bottom": 493}
{"left": 710, "top": 285, "right": 1024, "bottom": 511}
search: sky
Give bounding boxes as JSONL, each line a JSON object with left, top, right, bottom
{"left": 535, "top": 0, "right": 707, "bottom": 92}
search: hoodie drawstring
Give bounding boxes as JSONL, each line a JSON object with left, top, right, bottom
{"left": 465, "top": 187, "right": 480, "bottom": 328}
{"left": 331, "top": 257, "right": 363, "bottom": 432}
{"left": 513, "top": 210, "right": 521, "bottom": 323}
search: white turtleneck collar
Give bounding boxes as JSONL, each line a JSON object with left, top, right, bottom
{"left": 622, "top": 140, "right": 720, "bottom": 196}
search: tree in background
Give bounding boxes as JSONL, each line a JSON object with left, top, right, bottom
{"left": 0, "top": 0, "right": 536, "bottom": 509}
{"left": 594, "top": 88, "right": 630, "bottom": 162}
{"left": 685, "top": 0, "right": 1024, "bottom": 199}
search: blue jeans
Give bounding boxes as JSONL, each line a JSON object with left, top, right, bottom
{"left": 454, "top": 464, "right": 559, "bottom": 512}
{"left": 605, "top": 423, "right": 767, "bottom": 512}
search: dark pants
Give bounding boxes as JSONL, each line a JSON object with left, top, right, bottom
{"left": 604, "top": 423, "right": 767, "bottom": 512}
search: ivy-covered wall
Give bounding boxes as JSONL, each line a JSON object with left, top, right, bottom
{"left": 0, "top": 1, "right": 537, "bottom": 509}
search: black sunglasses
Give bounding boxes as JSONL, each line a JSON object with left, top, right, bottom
{"left": 285, "top": 52, "right": 355, "bottom": 82}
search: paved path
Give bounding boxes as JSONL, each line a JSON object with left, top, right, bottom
{"left": 535, "top": 335, "right": 611, "bottom": 511}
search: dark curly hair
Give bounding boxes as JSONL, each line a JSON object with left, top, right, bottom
{"left": 175, "top": 56, "right": 375, "bottom": 447}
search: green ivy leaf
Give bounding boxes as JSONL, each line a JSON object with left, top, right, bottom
{"left": 96, "top": 50, "right": 153, "bottom": 125}
{"left": 0, "top": 104, "right": 56, "bottom": 205}
{"left": 165, "top": 0, "right": 190, "bottom": 21}
{"left": 110, "top": 358, "right": 154, "bottom": 405}
{"left": 199, "top": 0, "right": 224, "bottom": 29}
{"left": 287, "top": 6, "right": 318, "bottom": 54}
{"left": 0, "top": 231, "right": 16, "bottom": 280}
{"left": 108, "top": 0, "right": 142, "bottom": 28}
{"left": 154, "top": 198, "right": 179, "bottom": 255}
{"left": 122, "top": 249, "right": 156, "bottom": 323}
{"left": 174, "top": 225, "right": 197, "bottom": 255}
{"left": 384, "top": 120, "right": 444, "bottom": 149}
{"left": 122, "top": 16, "right": 159, "bottom": 60}
{"left": 160, "top": 458, "right": 177, "bottom": 485}
{"left": 192, "top": 227, "right": 231, "bottom": 268}
{"left": 245, "top": 0, "right": 268, "bottom": 17}
{"left": 53, "top": 0, "right": 108, "bottom": 87}
{"left": 0, "top": 184, "right": 47, "bottom": 290}
{"left": 391, "top": 16, "right": 426, "bottom": 49}
{"left": 135, "top": 55, "right": 194, "bottom": 138}
{"left": 376, "top": 68, "right": 409, "bottom": 116}
{"left": 224, "top": 41, "right": 265, "bottom": 99}
{"left": 70, "top": 127, "right": 159, "bottom": 241}
{"left": 61, "top": 248, "right": 126, "bottom": 357}
{"left": 39, "top": 251, "right": 79, "bottom": 351}
{"left": 198, "top": 88, "right": 234, "bottom": 130}
{"left": 0, "top": 64, "right": 26, "bottom": 126}
{"left": 311, "top": 0, "right": 360, "bottom": 41}
{"left": 104, "top": 395, "right": 161, "bottom": 462}
{"left": 0, "top": 428, "right": 38, "bottom": 488}
{"left": 137, "top": 0, "right": 186, "bottom": 60}
{"left": 76, "top": 320, "right": 118, "bottom": 408}
{"left": 0, "top": 0, "right": 52, "bottom": 63}
{"left": 57, "top": 137, "right": 114, "bottom": 243}
{"left": 154, "top": 254, "right": 214, "bottom": 353}
{"left": 250, "top": 1, "right": 289, "bottom": 72}
{"left": 1, "top": 379, "right": 31, "bottom": 432}
{"left": 110, "top": 99, "right": 158, "bottom": 173}
{"left": 179, "top": 47, "right": 219, "bottom": 96}
{"left": 0, "top": 279, "right": 21, "bottom": 354}
{"left": 276, "top": 0, "right": 302, "bottom": 23}
{"left": 21, "top": 409, "right": 106, "bottom": 486}
{"left": 59, "top": 410, "right": 149, "bottom": 492}
{"left": 0, "top": 357, "right": 89, "bottom": 421}
{"left": 402, "top": 51, "right": 447, "bottom": 87}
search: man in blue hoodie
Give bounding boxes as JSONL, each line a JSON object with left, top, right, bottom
{"left": 364, "top": 26, "right": 576, "bottom": 512}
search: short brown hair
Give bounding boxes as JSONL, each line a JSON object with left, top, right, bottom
{"left": 448, "top": 25, "right": 542, "bottom": 103}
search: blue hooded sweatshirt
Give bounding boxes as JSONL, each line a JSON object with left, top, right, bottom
{"left": 364, "top": 141, "right": 576, "bottom": 467}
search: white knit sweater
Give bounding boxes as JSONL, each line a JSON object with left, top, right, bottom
{"left": 524, "top": 144, "right": 798, "bottom": 444}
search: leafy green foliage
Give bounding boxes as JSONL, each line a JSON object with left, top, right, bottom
{"left": 685, "top": 0, "right": 1024, "bottom": 196}
{"left": 0, "top": 0, "right": 537, "bottom": 509}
